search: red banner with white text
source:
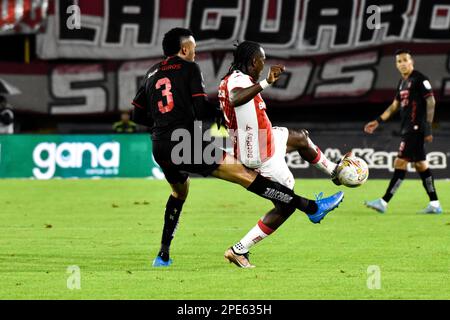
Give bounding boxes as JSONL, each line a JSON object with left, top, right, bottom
{"left": 2, "top": 0, "right": 450, "bottom": 114}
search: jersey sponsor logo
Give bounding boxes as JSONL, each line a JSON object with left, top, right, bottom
{"left": 32, "top": 142, "right": 120, "bottom": 179}
{"left": 245, "top": 125, "right": 254, "bottom": 160}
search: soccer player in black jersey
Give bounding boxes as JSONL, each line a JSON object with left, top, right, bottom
{"left": 131, "top": 28, "right": 344, "bottom": 267}
{"left": 364, "top": 49, "right": 442, "bottom": 214}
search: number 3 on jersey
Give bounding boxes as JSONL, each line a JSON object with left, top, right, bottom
{"left": 156, "top": 77, "right": 174, "bottom": 113}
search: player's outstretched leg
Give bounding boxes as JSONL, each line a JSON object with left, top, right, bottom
{"left": 211, "top": 154, "right": 344, "bottom": 217}
{"left": 211, "top": 154, "right": 311, "bottom": 211}
{"left": 213, "top": 153, "right": 345, "bottom": 219}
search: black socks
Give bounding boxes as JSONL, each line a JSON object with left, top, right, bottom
{"left": 158, "top": 195, "right": 185, "bottom": 261}
{"left": 419, "top": 168, "right": 438, "bottom": 201}
{"left": 247, "top": 174, "right": 317, "bottom": 214}
{"left": 382, "top": 169, "right": 406, "bottom": 203}
{"left": 382, "top": 168, "right": 439, "bottom": 203}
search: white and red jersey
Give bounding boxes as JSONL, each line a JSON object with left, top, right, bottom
{"left": 218, "top": 70, "right": 274, "bottom": 168}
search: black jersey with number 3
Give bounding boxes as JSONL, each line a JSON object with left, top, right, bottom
{"left": 132, "top": 56, "right": 207, "bottom": 140}
{"left": 394, "top": 70, "right": 434, "bottom": 135}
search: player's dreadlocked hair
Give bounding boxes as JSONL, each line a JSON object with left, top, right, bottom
{"left": 162, "top": 28, "right": 193, "bottom": 57}
{"left": 223, "top": 41, "right": 262, "bottom": 79}
{"left": 395, "top": 48, "right": 412, "bottom": 56}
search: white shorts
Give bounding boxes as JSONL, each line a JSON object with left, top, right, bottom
{"left": 255, "top": 127, "right": 295, "bottom": 190}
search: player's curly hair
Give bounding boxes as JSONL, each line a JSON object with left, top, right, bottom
{"left": 223, "top": 41, "right": 262, "bottom": 79}
{"left": 162, "top": 28, "right": 193, "bottom": 57}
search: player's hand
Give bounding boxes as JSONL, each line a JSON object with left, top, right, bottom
{"left": 364, "top": 120, "right": 379, "bottom": 134}
{"left": 267, "top": 65, "right": 285, "bottom": 84}
{"left": 424, "top": 135, "right": 433, "bottom": 143}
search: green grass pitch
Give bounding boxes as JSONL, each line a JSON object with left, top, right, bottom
{"left": 1, "top": 178, "right": 449, "bottom": 300}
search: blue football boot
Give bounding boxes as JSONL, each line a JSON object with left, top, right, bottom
{"left": 152, "top": 256, "right": 173, "bottom": 267}
{"left": 308, "top": 191, "right": 344, "bottom": 224}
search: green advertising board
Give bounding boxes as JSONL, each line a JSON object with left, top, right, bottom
{"left": 0, "top": 134, "right": 163, "bottom": 179}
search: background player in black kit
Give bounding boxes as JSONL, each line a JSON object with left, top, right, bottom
{"left": 364, "top": 49, "right": 442, "bottom": 214}
{"left": 131, "top": 28, "right": 344, "bottom": 267}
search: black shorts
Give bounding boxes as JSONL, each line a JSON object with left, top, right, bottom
{"left": 397, "top": 132, "right": 426, "bottom": 162}
{"left": 152, "top": 138, "right": 226, "bottom": 184}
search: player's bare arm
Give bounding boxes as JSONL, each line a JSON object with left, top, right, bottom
{"left": 364, "top": 99, "right": 400, "bottom": 134}
{"left": 424, "top": 95, "right": 436, "bottom": 143}
{"left": 229, "top": 65, "right": 285, "bottom": 108}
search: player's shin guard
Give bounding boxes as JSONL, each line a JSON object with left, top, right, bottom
{"left": 247, "top": 174, "right": 318, "bottom": 214}
{"left": 419, "top": 168, "right": 438, "bottom": 201}
{"left": 382, "top": 169, "right": 406, "bottom": 202}
{"left": 158, "top": 195, "right": 185, "bottom": 261}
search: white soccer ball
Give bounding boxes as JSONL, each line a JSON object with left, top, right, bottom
{"left": 336, "top": 155, "right": 369, "bottom": 188}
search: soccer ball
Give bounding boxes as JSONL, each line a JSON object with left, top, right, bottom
{"left": 336, "top": 155, "right": 369, "bottom": 188}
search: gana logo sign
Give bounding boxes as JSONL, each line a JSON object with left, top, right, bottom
{"left": 32, "top": 142, "right": 120, "bottom": 179}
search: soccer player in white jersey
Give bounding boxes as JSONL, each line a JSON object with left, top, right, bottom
{"left": 219, "top": 41, "right": 346, "bottom": 268}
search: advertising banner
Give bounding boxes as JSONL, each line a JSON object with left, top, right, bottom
{"left": 285, "top": 133, "right": 449, "bottom": 179}
{"left": 0, "top": 134, "right": 164, "bottom": 179}
{"left": 0, "top": 133, "right": 447, "bottom": 179}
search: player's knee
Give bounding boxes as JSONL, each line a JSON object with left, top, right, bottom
{"left": 289, "top": 129, "right": 309, "bottom": 149}
{"left": 414, "top": 161, "right": 428, "bottom": 172}
{"left": 394, "top": 158, "right": 408, "bottom": 169}
{"left": 300, "top": 129, "right": 310, "bottom": 139}
{"left": 221, "top": 162, "right": 256, "bottom": 187}
{"left": 239, "top": 166, "right": 257, "bottom": 185}
{"left": 171, "top": 178, "right": 190, "bottom": 199}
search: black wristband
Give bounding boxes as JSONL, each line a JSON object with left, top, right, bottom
{"left": 376, "top": 116, "right": 383, "bottom": 123}
{"left": 424, "top": 122, "right": 432, "bottom": 136}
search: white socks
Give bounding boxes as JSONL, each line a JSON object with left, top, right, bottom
{"left": 430, "top": 200, "right": 440, "bottom": 208}
{"left": 233, "top": 220, "right": 274, "bottom": 254}
{"left": 307, "top": 138, "right": 337, "bottom": 176}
